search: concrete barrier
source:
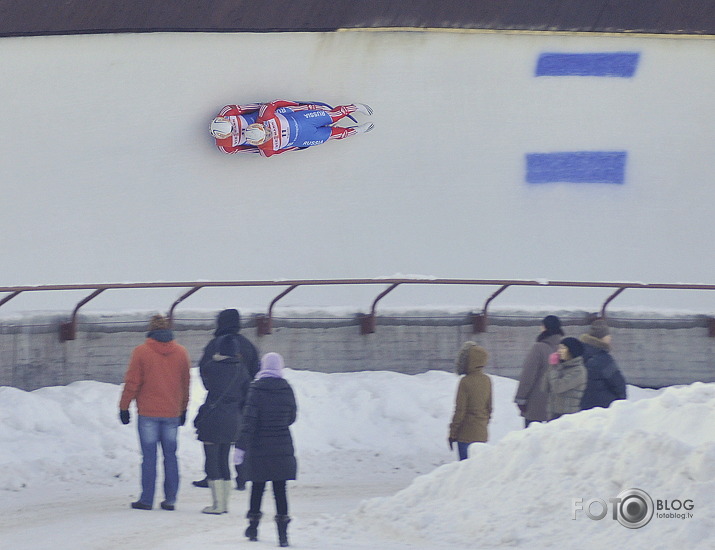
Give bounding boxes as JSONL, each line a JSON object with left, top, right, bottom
{"left": 1, "top": 309, "right": 714, "bottom": 391}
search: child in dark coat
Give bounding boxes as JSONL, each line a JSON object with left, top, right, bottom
{"left": 236, "top": 352, "right": 297, "bottom": 548}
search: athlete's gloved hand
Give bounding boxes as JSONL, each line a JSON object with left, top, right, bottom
{"left": 119, "top": 410, "right": 130, "bottom": 425}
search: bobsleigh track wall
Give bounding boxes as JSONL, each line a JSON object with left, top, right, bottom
{"left": 1, "top": 3, "right": 715, "bottom": 388}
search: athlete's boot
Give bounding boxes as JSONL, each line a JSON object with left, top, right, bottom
{"left": 352, "top": 103, "right": 373, "bottom": 116}
{"left": 351, "top": 123, "right": 374, "bottom": 134}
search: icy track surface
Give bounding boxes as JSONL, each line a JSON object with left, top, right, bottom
{"left": 3, "top": 31, "right": 715, "bottom": 313}
{"left": 2, "top": 368, "right": 713, "bottom": 549}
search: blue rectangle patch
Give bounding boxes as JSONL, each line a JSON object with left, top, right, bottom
{"left": 526, "top": 152, "right": 627, "bottom": 184}
{"left": 535, "top": 52, "right": 640, "bottom": 77}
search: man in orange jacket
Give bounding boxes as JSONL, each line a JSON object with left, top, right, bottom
{"left": 119, "top": 314, "right": 191, "bottom": 511}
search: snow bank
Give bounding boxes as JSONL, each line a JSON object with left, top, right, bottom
{"left": 0, "top": 369, "right": 654, "bottom": 491}
{"left": 2, "top": 367, "right": 698, "bottom": 550}
{"left": 341, "top": 383, "right": 715, "bottom": 549}
{"left": 0, "top": 369, "right": 523, "bottom": 491}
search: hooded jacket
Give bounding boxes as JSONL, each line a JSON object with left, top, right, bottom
{"left": 449, "top": 343, "right": 492, "bottom": 443}
{"left": 514, "top": 332, "right": 562, "bottom": 422}
{"left": 543, "top": 356, "right": 587, "bottom": 419}
{"left": 195, "top": 335, "right": 253, "bottom": 443}
{"left": 119, "top": 337, "right": 191, "bottom": 418}
{"left": 579, "top": 334, "right": 627, "bottom": 410}
{"left": 236, "top": 376, "right": 298, "bottom": 482}
{"left": 198, "top": 310, "right": 260, "bottom": 380}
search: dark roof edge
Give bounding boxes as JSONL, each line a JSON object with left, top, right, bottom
{"left": 2, "top": 1, "right": 715, "bottom": 39}
{"left": 3, "top": 26, "right": 715, "bottom": 40}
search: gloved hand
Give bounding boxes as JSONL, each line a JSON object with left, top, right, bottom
{"left": 448, "top": 437, "right": 456, "bottom": 450}
{"left": 119, "top": 410, "right": 130, "bottom": 425}
{"left": 179, "top": 411, "right": 186, "bottom": 426}
{"left": 517, "top": 404, "right": 527, "bottom": 415}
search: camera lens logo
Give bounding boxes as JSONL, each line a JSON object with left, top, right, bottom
{"left": 615, "top": 488, "right": 654, "bottom": 529}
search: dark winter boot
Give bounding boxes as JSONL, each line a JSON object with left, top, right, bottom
{"left": 235, "top": 464, "right": 246, "bottom": 491}
{"left": 275, "top": 514, "right": 291, "bottom": 547}
{"left": 192, "top": 476, "right": 209, "bottom": 488}
{"left": 245, "top": 511, "right": 262, "bottom": 541}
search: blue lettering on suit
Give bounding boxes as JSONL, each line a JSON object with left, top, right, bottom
{"left": 284, "top": 110, "right": 333, "bottom": 148}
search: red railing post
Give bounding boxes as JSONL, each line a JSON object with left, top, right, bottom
{"left": 256, "top": 284, "right": 299, "bottom": 336}
{"left": 473, "top": 284, "right": 510, "bottom": 333}
{"left": 361, "top": 283, "right": 401, "bottom": 334}
{"left": 59, "top": 289, "right": 106, "bottom": 342}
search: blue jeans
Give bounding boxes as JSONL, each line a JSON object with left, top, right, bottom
{"left": 137, "top": 415, "right": 180, "bottom": 506}
{"left": 457, "top": 442, "right": 471, "bottom": 461}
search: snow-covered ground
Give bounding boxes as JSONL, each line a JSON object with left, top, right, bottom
{"left": 2, "top": 367, "right": 712, "bottom": 549}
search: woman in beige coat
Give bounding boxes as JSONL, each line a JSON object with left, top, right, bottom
{"left": 448, "top": 341, "right": 492, "bottom": 460}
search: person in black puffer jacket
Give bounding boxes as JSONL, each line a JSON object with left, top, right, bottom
{"left": 579, "top": 319, "right": 627, "bottom": 410}
{"left": 237, "top": 352, "right": 297, "bottom": 548}
{"left": 195, "top": 333, "right": 253, "bottom": 514}
{"left": 193, "top": 309, "right": 260, "bottom": 492}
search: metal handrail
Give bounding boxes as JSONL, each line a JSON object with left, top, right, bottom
{"left": 2, "top": 278, "right": 715, "bottom": 340}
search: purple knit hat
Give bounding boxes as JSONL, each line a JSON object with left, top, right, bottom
{"left": 257, "top": 352, "right": 285, "bottom": 379}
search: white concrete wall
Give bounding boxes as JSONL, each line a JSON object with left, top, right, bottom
{"left": 1, "top": 31, "right": 715, "bottom": 314}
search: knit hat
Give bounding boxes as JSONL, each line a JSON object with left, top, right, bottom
{"left": 560, "top": 337, "right": 584, "bottom": 359}
{"left": 455, "top": 341, "right": 489, "bottom": 374}
{"left": 148, "top": 314, "right": 170, "bottom": 331}
{"left": 589, "top": 318, "right": 610, "bottom": 339}
{"left": 542, "top": 315, "right": 562, "bottom": 333}
{"left": 257, "top": 352, "right": 285, "bottom": 379}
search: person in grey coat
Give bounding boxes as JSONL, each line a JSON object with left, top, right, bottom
{"left": 514, "top": 315, "right": 564, "bottom": 427}
{"left": 543, "top": 337, "right": 587, "bottom": 421}
{"left": 579, "top": 319, "right": 627, "bottom": 410}
{"left": 236, "top": 352, "right": 297, "bottom": 548}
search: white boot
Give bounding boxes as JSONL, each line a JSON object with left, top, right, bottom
{"left": 352, "top": 103, "right": 373, "bottom": 116}
{"left": 221, "top": 479, "right": 231, "bottom": 513}
{"left": 351, "top": 123, "right": 374, "bottom": 134}
{"left": 202, "top": 480, "right": 226, "bottom": 514}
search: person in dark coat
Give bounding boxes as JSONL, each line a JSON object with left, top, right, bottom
{"left": 514, "top": 315, "right": 564, "bottom": 427}
{"left": 579, "top": 319, "right": 627, "bottom": 410}
{"left": 236, "top": 352, "right": 297, "bottom": 548}
{"left": 195, "top": 334, "right": 253, "bottom": 514}
{"left": 193, "top": 309, "right": 260, "bottom": 491}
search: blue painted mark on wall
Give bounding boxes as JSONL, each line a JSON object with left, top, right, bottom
{"left": 535, "top": 52, "right": 640, "bottom": 77}
{"left": 526, "top": 152, "right": 627, "bottom": 184}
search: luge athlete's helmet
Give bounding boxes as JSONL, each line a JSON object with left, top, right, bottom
{"left": 210, "top": 117, "right": 233, "bottom": 139}
{"left": 245, "top": 123, "right": 269, "bottom": 145}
